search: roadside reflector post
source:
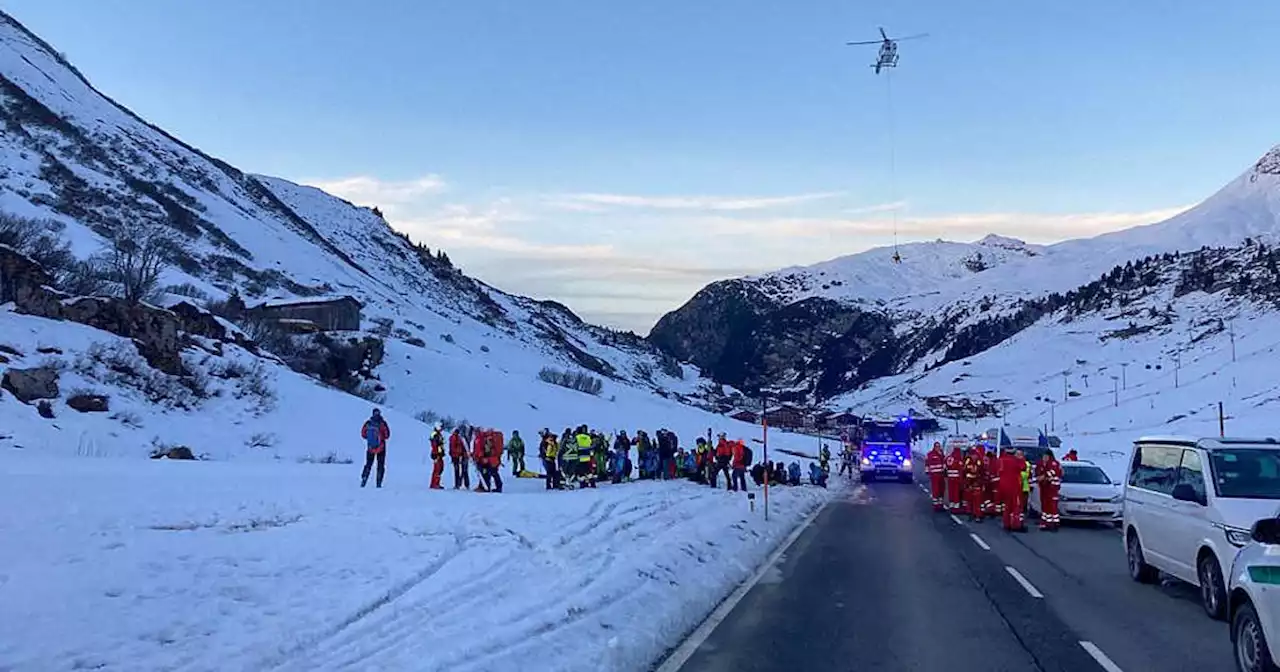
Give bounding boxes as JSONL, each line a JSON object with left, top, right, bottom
{"left": 748, "top": 492, "right": 756, "bottom": 513}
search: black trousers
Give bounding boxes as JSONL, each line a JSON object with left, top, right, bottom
{"left": 452, "top": 460, "right": 470, "bottom": 488}
{"left": 483, "top": 465, "right": 503, "bottom": 492}
{"left": 361, "top": 450, "right": 385, "bottom": 486}
{"left": 731, "top": 467, "right": 747, "bottom": 491}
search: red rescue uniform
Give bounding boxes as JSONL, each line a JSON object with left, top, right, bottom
{"left": 429, "top": 430, "right": 445, "bottom": 489}
{"left": 964, "top": 447, "right": 986, "bottom": 521}
{"left": 945, "top": 447, "right": 965, "bottom": 513}
{"left": 1037, "top": 457, "right": 1063, "bottom": 530}
{"left": 999, "top": 452, "right": 1026, "bottom": 531}
{"left": 985, "top": 450, "right": 1001, "bottom": 516}
{"left": 925, "top": 444, "right": 946, "bottom": 511}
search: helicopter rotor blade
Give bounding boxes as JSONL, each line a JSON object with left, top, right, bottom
{"left": 879, "top": 26, "right": 888, "bottom": 40}
{"left": 893, "top": 33, "right": 930, "bottom": 41}
{"left": 846, "top": 40, "right": 883, "bottom": 45}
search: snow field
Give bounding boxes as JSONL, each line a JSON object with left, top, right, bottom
{"left": 0, "top": 455, "right": 831, "bottom": 672}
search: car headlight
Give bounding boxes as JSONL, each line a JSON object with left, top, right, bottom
{"left": 902, "top": 458, "right": 912, "bottom": 468}
{"left": 1225, "top": 527, "right": 1252, "bottom": 548}
{"left": 861, "top": 457, "right": 871, "bottom": 466}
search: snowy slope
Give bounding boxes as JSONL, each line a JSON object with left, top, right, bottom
{"left": 0, "top": 10, "right": 709, "bottom": 409}
{"left": 654, "top": 145, "right": 1280, "bottom": 401}
{"left": 841, "top": 247, "right": 1280, "bottom": 478}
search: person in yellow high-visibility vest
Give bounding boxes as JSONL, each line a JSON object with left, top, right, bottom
{"left": 1018, "top": 450, "right": 1032, "bottom": 521}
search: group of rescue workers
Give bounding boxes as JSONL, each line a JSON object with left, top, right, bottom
{"left": 358, "top": 409, "right": 832, "bottom": 493}
{"left": 922, "top": 440, "right": 1073, "bottom": 531}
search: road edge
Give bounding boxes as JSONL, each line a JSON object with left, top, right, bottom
{"left": 651, "top": 499, "right": 829, "bottom": 672}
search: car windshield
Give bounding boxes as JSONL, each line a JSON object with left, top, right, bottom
{"left": 1062, "top": 466, "right": 1110, "bottom": 484}
{"left": 1209, "top": 448, "right": 1280, "bottom": 499}
{"left": 864, "top": 427, "right": 906, "bottom": 444}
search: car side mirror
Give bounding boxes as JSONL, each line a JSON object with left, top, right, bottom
{"left": 1171, "top": 483, "right": 1206, "bottom": 506}
{"left": 1252, "top": 518, "right": 1280, "bottom": 545}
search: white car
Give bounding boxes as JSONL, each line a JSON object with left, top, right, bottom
{"left": 1228, "top": 517, "right": 1280, "bottom": 672}
{"left": 1123, "top": 436, "right": 1280, "bottom": 621}
{"left": 1030, "top": 460, "right": 1122, "bottom": 525}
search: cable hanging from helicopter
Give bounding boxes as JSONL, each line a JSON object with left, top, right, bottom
{"left": 846, "top": 27, "right": 928, "bottom": 264}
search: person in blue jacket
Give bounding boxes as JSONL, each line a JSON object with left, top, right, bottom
{"left": 787, "top": 461, "right": 802, "bottom": 486}
{"left": 808, "top": 461, "right": 828, "bottom": 488}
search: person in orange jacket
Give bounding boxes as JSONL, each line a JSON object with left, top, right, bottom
{"left": 428, "top": 424, "right": 445, "bottom": 490}
{"left": 999, "top": 448, "right": 1027, "bottom": 532}
{"left": 1062, "top": 448, "right": 1079, "bottom": 462}
{"left": 944, "top": 444, "right": 964, "bottom": 514}
{"left": 448, "top": 428, "right": 470, "bottom": 490}
{"left": 481, "top": 431, "right": 503, "bottom": 493}
{"left": 711, "top": 433, "right": 733, "bottom": 489}
{"left": 730, "top": 439, "right": 749, "bottom": 492}
{"left": 964, "top": 446, "right": 986, "bottom": 521}
{"left": 925, "top": 442, "right": 946, "bottom": 511}
{"left": 985, "top": 447, "right": 1002, "bottom": 517}
{"left": 360, "top": 409, "right": 391, "bottom": 488}
{"left": 1037, "top": 450, "right": 1063, "bottom": 531}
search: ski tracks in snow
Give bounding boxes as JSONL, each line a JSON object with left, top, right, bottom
{"left": 261, "top": 492, "right": 671, "bottom": 672}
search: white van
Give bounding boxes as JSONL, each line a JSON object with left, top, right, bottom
{"left": 1123, "top": 436, "right": 1280, "bottom": 620}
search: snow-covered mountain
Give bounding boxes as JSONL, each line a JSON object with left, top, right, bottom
{"left": 0, "top": 9, "right": 729, "bottom": 426}
{"left": 651, "top": 145, "right": 1280, "bottom": 404}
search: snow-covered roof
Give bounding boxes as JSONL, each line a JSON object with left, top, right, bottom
{"left": 251, "top": 295, "right": 361, "bottom": 310}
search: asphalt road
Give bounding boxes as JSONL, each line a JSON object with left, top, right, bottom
{"left": 666, "top": 471, "right": 1235, "bottom": 672}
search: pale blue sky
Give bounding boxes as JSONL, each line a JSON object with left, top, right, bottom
{"left": 5, "top": 0, "right": 1279, "bottom": 332}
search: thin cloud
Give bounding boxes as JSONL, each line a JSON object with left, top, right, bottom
{"left": 696, "top": 205, "right": 1192, "bottom": 241}
{"left": 305, "top": 175, "right": 446, "bottom": 209}
{"left": 546, "top": 191, "right": 844, "bottom": 212}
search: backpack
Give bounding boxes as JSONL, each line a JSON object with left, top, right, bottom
{"left": 742, "top": 445, "right": 753, "bottom": 466}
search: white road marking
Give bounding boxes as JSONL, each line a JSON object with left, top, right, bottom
{"left": 1079, "top": 641, "right": 1124, "bottom": 672}
{"left": 654, "top": 502, "right": 826, "bottom": 672}
{"left": 969, "top": 533, "right": 991, "bottom": 551}
{"left": 1005, "top": 566, "right": 1044, "bottom": 598}
{"left": 949, "top": 514, "right": 964, "bottom": 526}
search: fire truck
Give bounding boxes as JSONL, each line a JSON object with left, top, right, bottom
{"left": 859, "top": 416, "right": 914, "bottom": 483}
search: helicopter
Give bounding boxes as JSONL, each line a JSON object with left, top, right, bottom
{"left": 846, "top": 27, "right": 929, "bottom": 75}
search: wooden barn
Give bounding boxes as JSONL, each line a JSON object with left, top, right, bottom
{"left": 247, "top": 295, "right": 362, "bottom": 332}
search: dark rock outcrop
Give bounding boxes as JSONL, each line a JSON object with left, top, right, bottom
{"left": 2, "top": 365, "right": 60, "bottom": 402}
{"left": 67, "top": 393, "right": 109, "bottom": 412}
{"left": 650, "top": 279, "right": 900, "bottom": 400}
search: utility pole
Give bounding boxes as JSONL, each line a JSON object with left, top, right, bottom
{"left": 1229, "top": 321, "right": 1236, "bottom": 362}
{"left": 1219, "top": 401, "right": 1225, "bottom": 437}
{"left": 1111, "top": 375, "right": 1119, "bottom": 407}
{"left": 1062, "top": 371, "right": 1069, "bottom": 402}
{"left": 761, "top": 395, "right": 769, "bottom": 521}
{"left": 1121, "top": 362, "right": 1129, "bottom": 390}
{"left": 1174, "top": 353, "right": 1181, "bottom": 388}
{"left": 1046, "top": 399, "right": 1056, "bottom": 432}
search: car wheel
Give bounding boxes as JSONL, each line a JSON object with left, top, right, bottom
{"left": 1234, "top": 601, "right": 1280, "bottom": 672}
{"left": 1199, "top": 553, "right": 1228, "bottom": 621}
{"left": 1126, "top": 530, "right": 1158, "bottom": 584}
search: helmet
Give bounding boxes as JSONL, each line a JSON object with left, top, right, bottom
{"left": 434, "top": 422, "right": 442, "bottom": 431}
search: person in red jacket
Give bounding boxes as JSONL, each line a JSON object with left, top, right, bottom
{"left": 1062, "top": 448, "right": 1079, "bottom": 462}
{"left": 481, "top": 431, "right": 504, "bottom": 493}
{"left": 944, "top": 445, "right": 964, "bottom": 514}
{"left": 1037, "top": 450, "right": 1063, "bottom": 531}
{"left": 360, "top": 409, "right": 391, "bottom": 488}
{"left": 730, "top": 440, "right": 749, "bottom": 492}
{"left": 429, "top": 424, "right": 445, "bottom": 490}
{"left": 964, "top": 446, "right": 986, "bottom": 521}
{"left": 999, "top": 448, "right": 1027, "bottom": 532}
{"left": 472, "top": 430, "right": 490, "bottom": 492}
{"left": 985, "top": 447, "right": 1002, "bottom": 518}
{"left": 925, "top": 442, "right": 946, "bottom": 511}
{"left": 448, "top": 428, "right": 470, "bottom": 490}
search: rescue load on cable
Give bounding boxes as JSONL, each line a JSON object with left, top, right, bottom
{"left": 845, "top": 26, "right": 929, "bottom": 264}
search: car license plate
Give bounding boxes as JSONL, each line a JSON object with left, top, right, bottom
{"left": 1073, "top": 503, "right": 1107, "bottom": 512}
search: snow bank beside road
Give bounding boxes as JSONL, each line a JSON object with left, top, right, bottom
{"left": 0, "top": 456, "right": 830, "bottom": 672}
